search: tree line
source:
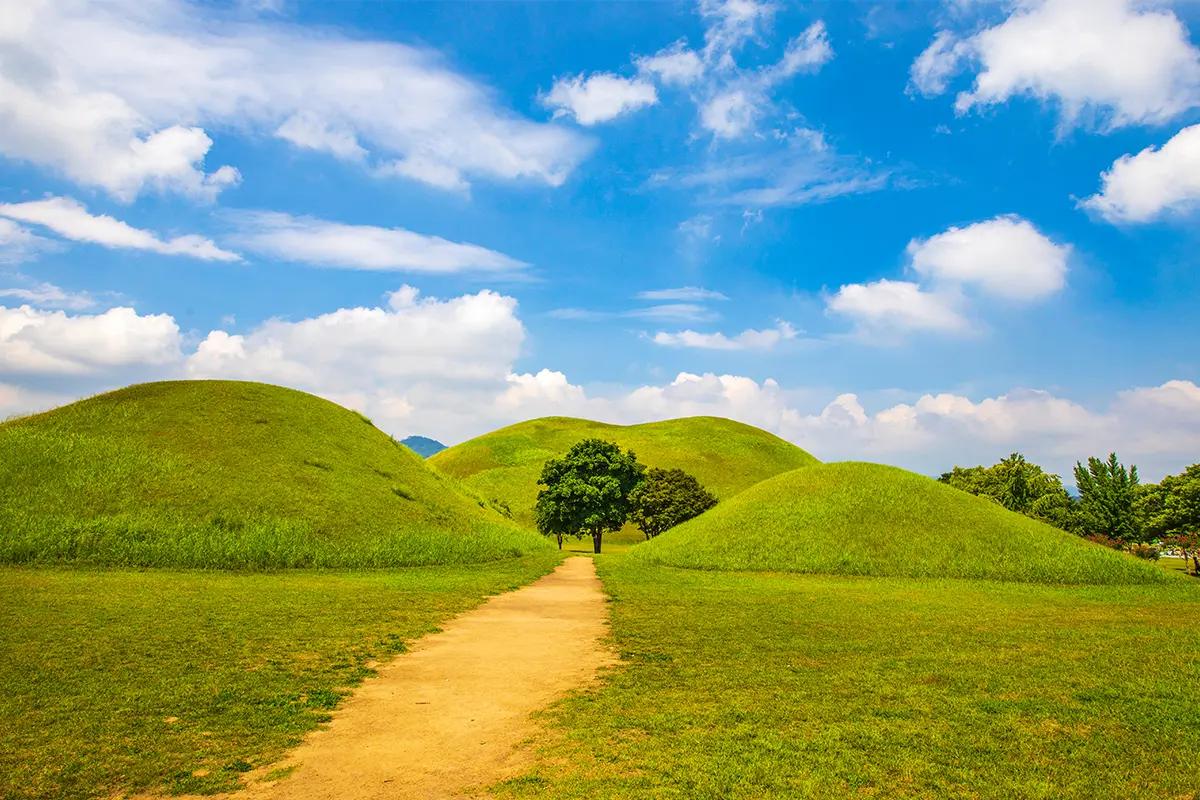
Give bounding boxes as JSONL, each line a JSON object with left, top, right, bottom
{"left": 534, "top": 439, "right": 717, "bottom": 553}
{"left": 940, "top": 453, "right": 1200, "bottom": 572}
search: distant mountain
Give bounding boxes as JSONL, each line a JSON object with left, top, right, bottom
{"left": 400, "top": 435, "right": 447, "bottom": 458}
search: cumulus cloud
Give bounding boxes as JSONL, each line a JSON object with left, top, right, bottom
{"left": 543, "top": 73, "right": 659, "bottom": 125}
{"left": 231, "top": 212, "right": 526, "bottom": 273}
{"left": 0, "top": 197, "right": 238, "bottom": 261}
{"left": 913, "top": 0, "right": 1200, "bottom": 130}
{"left": 635, "top": 40, "right": 705, "bottom": 86}
{"left": 1082, "top": 124, "right": 1200, "bottom": 223}
{"left": 0, "top": 0, "right": 589, "bottom": 199}
{"left": 828, "top": 216, "right": 1069, "bottom": 336}
{"left": 186, "top": 286, "right": 527, "bottom": 434}
{"left": 0, "top": 305, "right": 182, "bottom": 375}
{"left": 787, "top": 379, "right": 1200, "bottom": 482}
{"left": 906, "top": 215, "right": 1069, "bottom": 301}
{"left": 652, "top": 320, "right": 797, "bottom": 350}
{"left": 827, "top": 280, "right": 967, "bottom": 334}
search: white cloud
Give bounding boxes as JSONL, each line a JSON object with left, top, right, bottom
{"left": 232, "top": 212, "right": 526, "bottom": 273}
{"left": 908, "top": 31, "right": 969, "bottom": 97}
{"left": 609, "top": 372, "right": 1200, "bottom": 482}
{"left": 186, "top": 286, "right": 526, "bottom": 435}
{"left": 1082, "top": 124, "right": 1200, "bottom": 223}
{"left": 636, "top": 41, "right": 705, "bottom": 86}
{"left": 827, "top": 279, "right": 968, "bottom": 335}
{"left": 549, "top": 303, "right": 716, "bottom": 323}
{"left": 636, "top": 286, "right": 729, "bottom": 302}
{"left": 787, "top": 380, "right": 1200, "bottom": 482}
{"left": 621, "top": 372, "right": 793, "bottom": 433}
{"left": 700, "top": 90, "right": 758, "bottom": 138}
{"left": 0, "top": 0, "right": 589, "bottom": 198}
{"left": 0, "top": 381, "right": 72, "bottom": 421}
{"left": 0, "top": 281, "right": 96, "bottom": 310}
{"left": 0, "top": 305, "right": 182, "bottom": 375}
{"left": 677, "top": 127, "right": 889, "bottom": 207}
{"left": 915, "top": 0, "right": 1200, "bottom": 130}
{"left": 763, "top": 21, "right": 834, "bottom": 83}
{"left": 543, "top": 73, "right": 659, "bottom": 126}
{"left": 906, "top": 215, "right": 1069, "bottom": 301}
{"left": 0, "top": 197, "right": 239, "bottom": 261}
{"left": 699, "top": 0, "right": 778, "bottom": 62}
{"left": 0, "top": 219, "right": 55, "bottom": 264}
{"left": 497, "top": 369, "right": 590, "bottom": 413}
{"left": 828, "top": 216, "right": 1069, "bottom": 337}
{"left": 652, "top": 320, "right": 797, "bottom": 350}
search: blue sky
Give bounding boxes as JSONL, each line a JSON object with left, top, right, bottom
{"left": 1, "top": 0, "right": 1198, "bottom": 480}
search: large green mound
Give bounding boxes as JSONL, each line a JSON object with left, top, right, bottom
{"left": 632, "top": 462, "right": 1168, "bottom": 585}
{"left": 0, "top": 381, "right": 548, "bottom": 568}
{"left": 430, "top": 415, "right": 819, "bottom": 527}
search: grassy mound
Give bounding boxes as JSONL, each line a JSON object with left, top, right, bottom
{"left": 430, "top": 416, "right": 819, "bottom": 527}
{"left": 632, "top": 462, "right": 1168, "bottom": 585}
{"left": 0, "top": 381, "right": 548, "bottom": 568}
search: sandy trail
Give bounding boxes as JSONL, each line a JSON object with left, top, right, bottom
{"left": 232, "top": 556, "right": 612, "bottom": 800}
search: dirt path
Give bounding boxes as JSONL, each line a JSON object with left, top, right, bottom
{"left": 233, "top": 556, "right": 612, "bottom": 800}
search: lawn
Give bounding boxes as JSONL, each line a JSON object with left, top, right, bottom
{"left": 496, "top": 557, "right": 1200, "bottom": 799}
{"left": 0, "top": 553, "right": 559, "bottom": 800}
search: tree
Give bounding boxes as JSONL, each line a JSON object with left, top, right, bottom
{"left": 939, "top": 453, "right": 1076, "bottom": 529}
{"left": 1074, "top": 453, "right": 1142, "bottom": 543}
{"left": 629, "top": 468, "right": 718, "bottom": 540}
{"left": 1138, "top": 464, "right": 1200, "bottom": 574}
{"left": 534, "top": 439, "right": 644, "bottom": 554}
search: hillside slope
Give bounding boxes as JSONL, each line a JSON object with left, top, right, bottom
{"left": 430, "top": 416, "right": 819, "bottom": 527}
{"left": 632, "top": 462, "right": 1167, "bottom": 585}
{"left": 0, "top": 381, "right": 548, "bottom": 568}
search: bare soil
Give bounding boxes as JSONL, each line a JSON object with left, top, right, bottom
{"left": 221, "top": 556, "right": 612, "bottom": 800}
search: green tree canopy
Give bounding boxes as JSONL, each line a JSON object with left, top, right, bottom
{"left": 939, "top": 453, "right": 1075, "bottom": 529}
{"left": 1137, "top": 464, "right": 1200, "bottom": 574}
{"left": 534, "top": 438, "right": 645, "bottom": 553}
{"left": 1074, "top": 453, "right": 1142, "bottom": 543}
{"left": 629, "top": 467, "right": 718, "bottom": 540}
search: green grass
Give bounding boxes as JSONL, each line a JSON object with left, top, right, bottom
{"left": 495, "top": 557, "right": 1200, "bottom": 800}
{"left": 632, "top": 462, "right": 1168, "bottom": 585}
{"left": 0, "top": 552, "right": 559, "bottom": 800}
{"left": 0, "top": 381, "right": 549, "bottom": 567}
{"left": 430, "top": 415, "right": 818, "bottom": 528}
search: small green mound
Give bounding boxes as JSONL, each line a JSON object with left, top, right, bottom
{"left": 430, "top": 415, "right": 819, "bottom": 527}
{"left": 0, "top": 381, "right": 548, "bottom": 568}
{"left": 632, "top": 462, "right": 1169, "bottom": 585}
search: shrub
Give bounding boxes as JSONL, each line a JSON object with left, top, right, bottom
{"left": 1127, "top": 542, "right": 1160, "bottom": 560}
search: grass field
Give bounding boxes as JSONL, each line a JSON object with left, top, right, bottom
{"left": 0, "top": 381, "right": 548, "bottom": 568}
{"left": 0, "top": 553, "right": 559, "bottom": 800}
{"left": 430, "top": 416, "right": 818, "bottom": 528}
{"left": 632, "top": 462, "right": 1167, "bottom": 585}
{"left": 496, "top": 557, "right": 1200, "bottom": 800}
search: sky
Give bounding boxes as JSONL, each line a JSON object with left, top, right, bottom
{"left": 1, "top": 0, "right": 1199, "bottom": 482}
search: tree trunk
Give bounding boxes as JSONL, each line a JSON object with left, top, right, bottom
{"left": 556, "top": 533, "right": 563, "bottom": 550}
{"left": 1192, "top": 553, "right": 1199, "bottom": 575}
{"left": 592, "top": 531, "right": 602, "bottom": 554}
